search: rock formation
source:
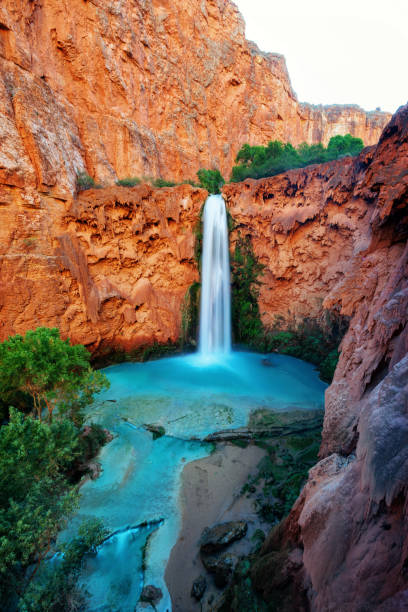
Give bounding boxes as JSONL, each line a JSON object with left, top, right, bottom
{"left": 0, "top": 183, "right": 206, "bottom": 349}
{"left": 224, "top": 152, "right": 372, "bottom": 330}
{"left": 0, "top": 0, "right": 390, "bottom": 196}
{"left": 246, "top": 105, "right": 408, "bottom": 612}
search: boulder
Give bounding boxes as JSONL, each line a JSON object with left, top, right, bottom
{"left": 191, "top": 575, "right": 207, "bottom": 600}
{"left": 199, "top": 521, "right": 248, "bottom": 553}
{"left": 201, "top": 552, "right": 237, "bottom": 587}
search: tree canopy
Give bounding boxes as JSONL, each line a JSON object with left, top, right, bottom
{"left": 0, "top": 327, "right": 109, "bottom": 423}
{"left": 197, "top": 168, "right": 225, "bottom": 194}
{"left": 230, "top": 134, "right": 364, "bottom": 182}
{"left": 0, "top": 409, "right": 80, "bottom": 604}
{"left": 0, "top": 328, "right": 110, "bottom": 609}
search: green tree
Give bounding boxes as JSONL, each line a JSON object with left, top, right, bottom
{"left": 230, "top": 134, "right": 364, "bottom": 182}
{"left": 197, "top": 168, "right": 225, "bottom": 194}
{"left": 0, "top": 328, "right": 109, "bottom": 423}
{"left": 0, "top": 409, "right": 80, "bottom": 604}
{"left": 326, "top": 134, "right": 364, "bottom": 160}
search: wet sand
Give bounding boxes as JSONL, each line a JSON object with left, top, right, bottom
{"left": 165, "top": 442, "right": 267, "bottom": 611}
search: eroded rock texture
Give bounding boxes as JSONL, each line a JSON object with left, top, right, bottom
{"left": 0, "top": 184, "right": 205, "bottom": 349}
{"left": 250, "top": 105, "right": 408, "bottom": 612}
{"left": 0, "top": 0, "right": 390, "bottom": 193}
{"left": 224, "top": 153, "right": 373, "bottom": 330}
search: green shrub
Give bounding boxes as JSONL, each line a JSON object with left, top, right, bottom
{"left": 19, "top": 519, "right": 107, "bottom": 612}
{"left": 76, "top": 171, "right": 96, "bottom": 191}
{"left": 230, "top": 134, "right": 364, "bottom": 182}
{"left": 181, "top": 282, "right": 201, "bottom": 347}
{"left": 231, "top": 234, "right": 264, "bottom": 344}
{"left": 116, "top": 177, "right": 141, "bottom": 187}
{"left": 197, "top": 168, "right": 225, "bottom": 194}
{"left": 152, "top": 178, "right": 177, "bottom": 188}
{"left": 0, "top": 331, "right": 109, "bottom": 610}
{"left": 79, "top": 423, "right": 109, "bottom": 463}
{"left": 0, "top": 409, "right": 80, "bottom": 604}
{"left": 326, "top": 134, "right": 364, "bottom": 160}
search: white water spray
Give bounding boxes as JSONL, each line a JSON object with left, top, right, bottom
{"left": 199, "top": 194, "right": 231, "bottom": 357}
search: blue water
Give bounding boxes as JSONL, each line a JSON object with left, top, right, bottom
{"left": 67, "top": 351, "right": 326, "bottom": 611}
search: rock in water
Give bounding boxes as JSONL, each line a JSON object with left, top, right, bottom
{"left": 199, "top": 521, "right": 248, "bottom": 553}
{"left": 140, "top": 584, "right": 163, "bottom": 604}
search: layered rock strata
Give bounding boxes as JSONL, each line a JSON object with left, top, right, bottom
{"left": 0, "top": 0, "right": 390, "bottom": 197}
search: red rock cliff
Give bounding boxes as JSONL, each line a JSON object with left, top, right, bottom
{"left": 0, "top": 182, "right": 206, "bottom": 349}
{"left": 240, "top": 105, "right": 408, "bottom": 612}
{"left": 0, "top": 0, "right": 390, "bottom": 197}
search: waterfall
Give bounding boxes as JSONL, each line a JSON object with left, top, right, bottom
{"left": 199, "top": 194, "right": 231, "bottom": 358}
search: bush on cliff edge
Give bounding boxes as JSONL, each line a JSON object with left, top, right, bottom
{"left": 230, "top": 134, "right": 364, "bottom": 182}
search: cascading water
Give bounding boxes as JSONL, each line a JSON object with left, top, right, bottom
{"left": 199, "top": 194, "right": 231, "bottom": 358}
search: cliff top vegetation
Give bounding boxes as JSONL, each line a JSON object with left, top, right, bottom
{"left": 230, "top": 134, "right": 364, "bottom": 182}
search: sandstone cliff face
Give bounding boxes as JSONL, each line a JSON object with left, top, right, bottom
{"left": 299, "top": 103, "right": 390, "bottom": 146}
{"left": 224, "top": 152, "right": 372, "bottom": 330}
{"left": 0, "top": 183, "right": 206, "bottom": 349}
{"left": 0, "top": 0, "right": 390, "bottom": 197}
{"left": 248, "top": 105, "right": 408, "bottom": 612}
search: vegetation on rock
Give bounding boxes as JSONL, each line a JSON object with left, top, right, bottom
{"left": 115, "top": 176, "right": 142, "bottom": 187}
{"left": 181, "top": 281, "right": 201, "bottom": 348}
{"left": 230, "top": 134, "right": 364, "bottom": 182}
{"left": 76, "top": 171, "right": 103, "bottom": 191}
{"left": 258, "top": 314, "right": 348, "bottom": 383}
{"left": 231, "top": 234, "right": 264, "bottom": 345}
{"left": 152, "top": 178, "right": 177, "bottom": 188}
{"left": 197, "top": 168, "right": 225, "bottom": 194}
{"left": 90, "top": 341, "right": 182, "bottom": 370}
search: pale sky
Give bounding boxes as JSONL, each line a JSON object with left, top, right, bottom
{"left": 234, "top": 0, "right": 408, "bottom": 113}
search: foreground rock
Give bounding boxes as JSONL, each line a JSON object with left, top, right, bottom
{"left": 201, "top": 552, "right": 237, "bottom": 587}
{"left": 200, "top": 521, "right": 248, "bottom": 553}
{"left": 165, "top": 444, "right": 267, "bottom": 611}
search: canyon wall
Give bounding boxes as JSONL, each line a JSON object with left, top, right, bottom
{"left": 0, "top": 183, "right": 206, "bottom": 349}
{"left": 246, "top": 105, "right": 408, "bottom": 612}
{"left": 0, "top": 0, "right": 390, "bottom": 197}
{"left": 224, "top": 150, "right": 373, "bottom": 330}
